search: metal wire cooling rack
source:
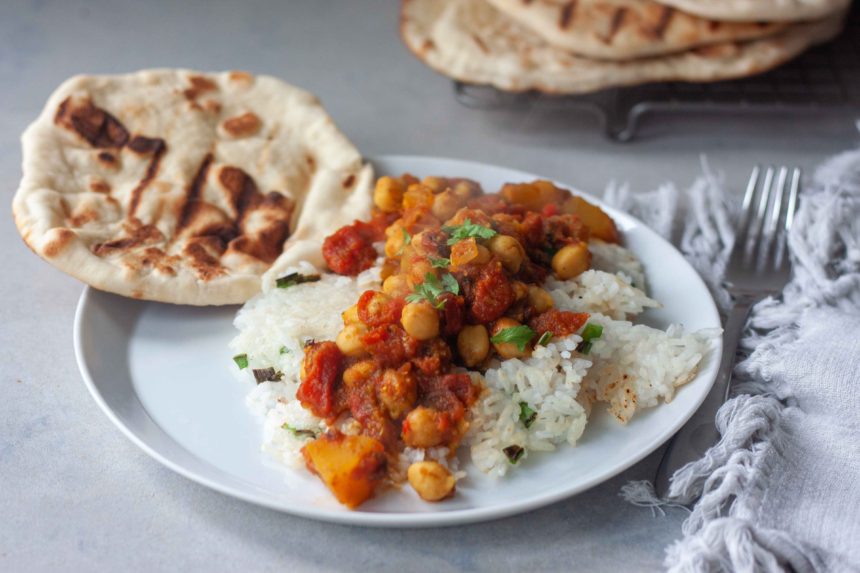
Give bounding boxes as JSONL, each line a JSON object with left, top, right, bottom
{"left": 454, "top": 4, "right": 860, "bottom": 142}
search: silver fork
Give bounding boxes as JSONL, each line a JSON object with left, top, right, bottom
{"left": 654, "top": 165, "right": 801, "bottom": 499}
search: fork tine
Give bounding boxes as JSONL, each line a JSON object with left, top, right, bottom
{"left": 785, "top": 168, "right": 801, "bottom": 231}
{"left": 767, "top": 167, "right": 788, "bottom": 237}
{"left": 773, "top": 167, "right": 801, "bottom": 270}
{"left": 744, "top": 166, "right": 774, "bottom": 266}
{"left": 733, "top": 166, "right": 760, "bottom": 255}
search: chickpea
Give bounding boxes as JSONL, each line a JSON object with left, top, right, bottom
{"left": 374, "top": 176, "right": 405, "bottom": 212}
{"left": 491, "top": 317, "right": 532, "bottom": 360}
{"left": 403, "top": 184, "right": 435, "bottom": 209}
{"left": 474, "top": 244, "right": 492, "bottom": 265}
{"left": 431, "top": 189, "right": 462, "bottom": 221}
{"left": 487, "top": 234, "right": 525, "bottom": 273}
{"left": 383, "top": 274, "right": 410, "bottom": 298}
{"left": 342, "top": 360, "right": 375, "bottom": 386}
{"left": 342, "top": 304, "right": 360, "bottom": 325}
{"left": 377, "top": 367, "right": 417, "bottom": 419}
{"left": 401, "top": 301, "right": 440, "bottom": 340}
{"left": 457, "top": 325, "right": 490, "bottom": 367}
{"left": 527, "top": 285, "right": 554, "bottom": 313}
{"left": 452, "top": 180, "right": 479, "bottom": 201}
{"left": 406, "top": 259, "right": 434, "bottom": 287}
{"left": 511, "top": 281, "right": 529, "bottom": 301}
{"left": 552, "top": 242, "right": 591, "bottom": 280}
{"left": 379, "top": 258, "right": 398, "bottom": 281}
{"left": 403, "top": 407, "right": 445, "bottom": 447}
{"left": 336, "top": 324, "right": 367, "bottom": 357}
{"left": 407, "top": 461, "right": 456, "bottom": 502}
{"left": 422, "top": 176, "right": 447, "bottom": 193}
{"left": 384, "top": 223, "right": 408, "bottom": 258}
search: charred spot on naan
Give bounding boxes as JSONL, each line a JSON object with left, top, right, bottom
{"left": 55, "top": 97, "right": 129, "bottom": 149}
{"left": 226, "top": 192, "right": 293, "bottom": 264}
{"left": 92, "top": 219, "right": 165, "bottom": 257}
{"left": 123, "top": 247, "right": 181, "bottom": 277}
{"left": 228, "top": 70, "right": 255, "bottom": 86}
{"left": 183, "top": 75, "right": 218, "bottom": 101}
{"left": 42, "top": 228, "right": 77, "bottom": 258}
{"left": 222, "top": 112, "right": 262, "bottom": 138}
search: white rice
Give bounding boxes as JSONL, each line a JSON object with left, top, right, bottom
{"left": 232, "top": 260, "right": 382, "bottom": 467}
{"left": 230, "top": 242, "right": 718, "bottom": 480}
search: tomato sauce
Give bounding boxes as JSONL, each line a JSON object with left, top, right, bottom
{"left": 298, "top": 175, "right": 620, "bottom": 508}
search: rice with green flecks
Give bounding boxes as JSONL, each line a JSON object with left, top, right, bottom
{"left": 230, "top": 241, "right": 717, "bottom": 478}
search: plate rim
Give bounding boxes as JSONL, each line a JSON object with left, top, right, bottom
{"left": 74, "top": 154, "right": 722, "bottom": 527}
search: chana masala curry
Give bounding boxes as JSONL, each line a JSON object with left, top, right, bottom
{"left": 291, "top": 174, "right": 619, "bottom": 508}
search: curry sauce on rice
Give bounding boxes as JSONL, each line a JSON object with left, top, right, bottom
{"left": 231, "top": 175, "right": 715, "bottom": 508}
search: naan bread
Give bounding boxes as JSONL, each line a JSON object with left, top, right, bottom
{"left": 652, "top": 0, "right": 851, "bottom": 22}
{"left": 401, "top": 0, "right": 845, "bottom": 94}
{"left": 486, "top": 0, "right": 786, "bottom": 60}
{"left": 13, "top": 69, "right": 373, "bottom": 305}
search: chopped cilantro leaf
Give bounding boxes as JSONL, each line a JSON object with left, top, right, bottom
{"left": 253, "top": 367, "right": 283, "bottom": 384}
{"left": 276, "top": 272, "right": 321, "bottom": 289}
{"left": 576, "top": 322, "right": 604, "bottom": 355}
{"left": 490, "top": 325, "right": 537, "bottom": 352}
{"left": 537, "top": 332, "right": 553, "bottom": 346}
{"left": 443, "top": 218, "right": 497, "bottom": 246}
{"left": 429, "top": 256, "right": 451, "bottom": 269}
{"left": 232, "top": 354, "right": 249, "bottom": 369}
{"left": 398, "top": 228, "right": 412, "bottom": 255}
{"left": 279, "top": 346, "right": 290, "bottom": 355}
{"left": 405, "top": 272, "right": 459, "bottom": 309}
{"left": 503, "top": 445, "right": 525, "bottom": 464}
{"left": 281, "top": 423, "right": 317, "bottom": 439}
{"left": 519, "top": 402, "right": 537, "bottom": 428}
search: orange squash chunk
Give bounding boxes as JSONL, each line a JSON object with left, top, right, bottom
{"left": 500, "top": 180, "right": 560, "bottom": 211}
{"left": 562, "top": 196, "right": 620, "bottom": 243}
{"left": 302, "top": 433, "right": 387, "bottom": 508}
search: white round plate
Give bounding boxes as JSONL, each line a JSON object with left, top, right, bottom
{"left": 74, "top": 155, "right": 721, "bottom": 527}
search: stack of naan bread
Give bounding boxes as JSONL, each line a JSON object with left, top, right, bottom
{"left": 400, "top": 0, "right": 851, "bottom": 93}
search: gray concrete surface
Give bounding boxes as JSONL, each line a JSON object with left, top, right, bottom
{"left": 1, "top": 1, "right": 857, "bottom": 571}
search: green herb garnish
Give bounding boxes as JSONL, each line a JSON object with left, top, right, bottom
{"left": 279, "top": 346, "right": 290, "bottom": 355}
{"left": 406, "top": 272, "right": 460, "bottom": 309}
{"left": 253, "top": 367, "right": 283, "bottom": 384}
{"left": 576, "top": 323, "right": 604, "bottom": 355}
{"left": 490, "top": 325, "right": 537, "bottom": 352}
{"left": 398, "top": 228, "right": 412, "bottom": 255}
{"left": 503, "top": 445, "right": 525, "bottom": 465}
{"left": 537, "top": 332, "right": 553, "bottom": 346}
{"left": 233, "top": 354, "right": 249, "bottom": 369}
{"left": 429, "top": 256, "right": 451, "bottom": 268}
{"left": 281, "top": 423, "right": 317, "bottom": 439}
{"left": 276, "top": 272, "right": 321, "bottom": 289}
{"left": 443, "top": 218, "right": 497, "bottom": 246}
{"left": 519, "top": 402, "right": 537, "bottom": 428}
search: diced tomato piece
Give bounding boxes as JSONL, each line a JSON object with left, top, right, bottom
{"left": 361, "top": 324, "right": 420, "bottom": 368}
{"left": 297, "top": 341, "right": 344, "bottom": 418}
{"left": 468, "top": 262, "right": 515, "bottom": 323}
{"left": 322, "top": 221, "right": 381, "bottom": 276}
{"left": 437, "top": 293, "right": 465, "bottom": 336}
{"left": 529, "top": 310, "right": 590, "bottom": 338}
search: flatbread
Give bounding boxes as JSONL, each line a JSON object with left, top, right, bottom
{"left": 651, "top": 0, "right": 851, "bottom": 22}
{"left": 400, "top": 0, "right": 845, "bottom": 94}
{"left": 13, "top": 69, "right": 373, "bottom": 305}
{"left": 486, "top": 0, "right": 786, "bottom": 60}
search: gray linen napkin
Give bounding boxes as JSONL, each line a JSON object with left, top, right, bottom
{"left": 604, "top": 152, "right": 860, "bottom": 572}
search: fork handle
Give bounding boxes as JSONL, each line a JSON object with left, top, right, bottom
{"left": 654, "top": 298, "right": 755, "bottom": 499}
